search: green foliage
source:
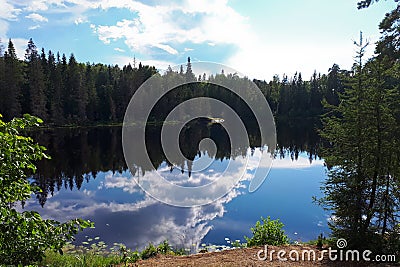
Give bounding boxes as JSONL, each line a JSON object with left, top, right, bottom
{"left": 244, "top": 216, "right": 289, "bottom": 246}
{"left": 318, "top": 23, "right": 400, "bottom": 253}
{"left": 126, "top": 250, "right": 141, "bottom": 264}
{"left": 40, "top": 239, "right": 193, "bottom": 266}
{"left": 231, "top": 239, "right": 246, "bottom": 248}
{"left": 0, "top": 114, "right": 94, "bottom": 265}
{"left": 42, "top": 249, "right": 121, "bottom": 267}
{"left": 140, "top": 243, "right": 158, "bottom": 260}
{"left": 316, "top": 234, "right": 324, "bottom": 249}
{"left": 157, "top": 239, "right": 172, "bottom": 254}
{"left": 172, "top": 247, "right": 188, "bottom": 256}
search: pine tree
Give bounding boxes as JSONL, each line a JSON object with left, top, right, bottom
{"left": 2, "top": 39, "right": 22, "bottom": 120}
{"left": 185, "top": 57, "right": 195, "bottom": 82}
{"left": 66, "top": 54, "right": 87, "bottom": 123}
{"left": 319, "top": 31, "right": 400, "bottom": 253}
{"left": 85, "top": 63, "right": 99, "bottom": 121}
{"left": 47, "top": 50, "right": 64, "bottom": 123}
{"left": 309, "top": 71, "right": 323, "bottom": 115}
{"left": 25, "top": 38, "right": 47, "bottom": 120}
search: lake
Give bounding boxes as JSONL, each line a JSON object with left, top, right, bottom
{"left": 23, "top": 118, "right": 330, "bottom": 251}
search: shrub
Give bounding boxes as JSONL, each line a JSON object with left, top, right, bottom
{"left": 157, "top": 240, "right": 172, "bottom": 254}
{"left": 127, "top": 250, "right": 141, "bottom": 263}
{"left": 140, "top": 243, "right": 158, "bottom": 259}
{"left": 244, "top": 216, "right": 289, "bottom": 246}
{"left": 0, "top": 114, "right": 93, "bottom": 265}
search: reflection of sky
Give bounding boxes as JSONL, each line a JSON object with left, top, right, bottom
{"left": 22, "top": 151, "right": 329, "bottom": 250}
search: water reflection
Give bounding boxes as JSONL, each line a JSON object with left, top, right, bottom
{"left": 24, "top": 118, "right": 327, "bottom": 250}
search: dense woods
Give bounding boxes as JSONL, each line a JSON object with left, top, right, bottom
{"left": 0, "top": 37, "right": 352, "bottom": 125}
{"left": 0, "top": 39, "right": 157, "bottom": 124}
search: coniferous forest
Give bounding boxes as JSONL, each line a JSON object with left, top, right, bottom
{"left": 0, "top": 37, "right": 350, "bottom": 125}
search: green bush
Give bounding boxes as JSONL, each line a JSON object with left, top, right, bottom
{"left": 172, "top": 247, "right": 188, "bottom": 256}
{"left": 140, "top": 243, "right": 158, "bottom": 259}
{"left": 0, "top": 114, "right": 93, "bottom": 265}
{"left": 245, "top": 216, "right": 289, "bottom": 246}
{"left": 157, "top": 240, "right": 172, "bottom": 254}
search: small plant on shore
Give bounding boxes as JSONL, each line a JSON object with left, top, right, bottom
{"left": 140, "top": 243, "right": 158, "bottom": 259}
{"left": 245, "top": 216, "right": 289, "bottom": 246}
{"left": 317, "top": 233, "right": 324, "bottom": 249}
{"left": 157, "top": 240, "right": 173, "bottom": 254}
{"left": 172, "top": 247, "right": 189, "bottom": 256}
{"left": 231, "top": 239, "right": 246, "bottom": 248}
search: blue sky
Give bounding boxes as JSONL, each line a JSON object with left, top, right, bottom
{"left": 1, "top": 0, "right": 397, "bottom": 80}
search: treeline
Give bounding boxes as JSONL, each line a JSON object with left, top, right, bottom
{"left": 0, "top": 38, "right": 350, "bottom": 125}
{"left": 0, "top": 39, "right": 156, "bottom": 124}
{"left": 254, "top": 64, "right": 348, "bottom": 117}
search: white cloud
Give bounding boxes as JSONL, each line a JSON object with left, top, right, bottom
{"left": 154, "top": 43, "right": 178, "bottom": 55}
{"left": 114, "top": 47, "right": 125, "bottom": 53}
{"left": 104, "top": 173, "right": 139, "bottom": 194}
{"left": 28, "top": 25, "right": 40, "bottom": 30}
{"left": 90, "top": 0, "right": 251, "bottom": 57}
{"left": 0, "top": 20, "right": 9, "bottom": 40}
{"left": 0, "top": 0, "right": 21, "bottom": 20}
{"left": 21, "top": 0, "right": 67, "bottom": 12}
{"left": 74, "top": 17, "right": 87, "bottom": 25}
{"left": 25, "top": 12, "right": 48, "bottom": 22}
{"left": 227, "top": 40, "right": 356, "bottom": 80}
{"left": 0, "top": 0, "right": 20, "bottom": 38}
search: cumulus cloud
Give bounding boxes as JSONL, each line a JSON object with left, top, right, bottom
{"left": 0, "top": 0, "right": 22, "bottom": 20}
{"left": 20, "top": 0, "right": 67, "bottom": 12}
{"left": 90, "top": 0, "right": 251, "bottom": 57}
{"left": 21, "top": 170, "right": 244, "bottom": 250}
{"left": 0, "top": 0, "right": 21, "bottom": 37}
{"left": 25, "top": 13, "right": 48, "bottom": 22}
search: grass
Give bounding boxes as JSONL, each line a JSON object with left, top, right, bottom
{"left": 40, "top": 241, "right": 123, "bottom": 267}
{"left": 41, "top": 250, "right": 121, "bottom": 267}
{"left": 39, "top": 239, "right": 188, "bottom": 267}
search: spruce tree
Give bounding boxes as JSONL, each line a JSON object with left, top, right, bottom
{"left": 3, "top": 39, "right": 22, "bottom": 120}
{"left": 47, "top": 50, "right": 64, "bottom": 123}
{"left": 319, "top": 31, "right": 400, "bottom": 254}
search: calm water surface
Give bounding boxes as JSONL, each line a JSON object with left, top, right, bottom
{"left": 24, "top": 119, "right": 330, "bottom": 251}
